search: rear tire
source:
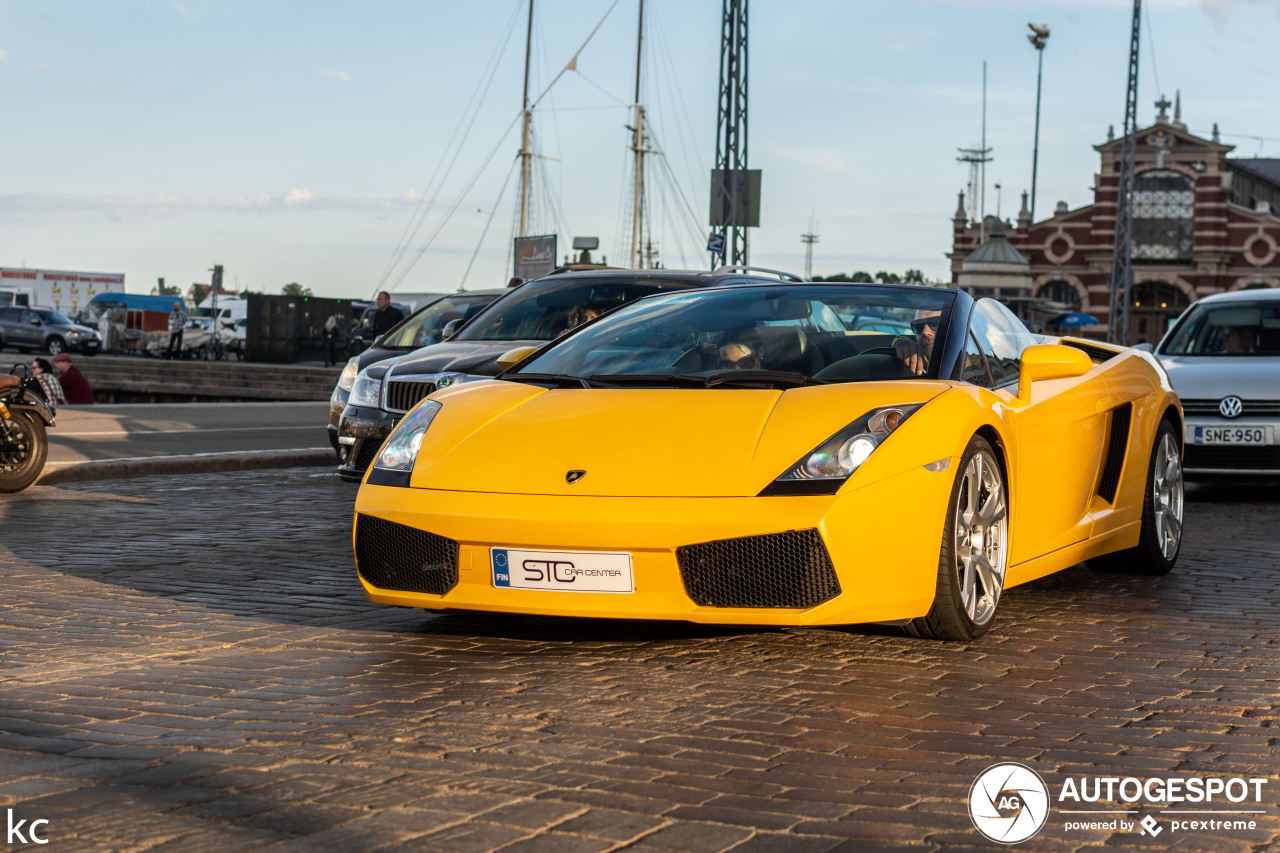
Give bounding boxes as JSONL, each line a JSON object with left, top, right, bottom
{"left": 0, "top": 411, "right": 47, "bottom": 493}
{"left": 1087, "top": 420, "right": 1182, "bottom": 575}
{"left": 905, "top": 435, "right": 1008, "bottom": 641}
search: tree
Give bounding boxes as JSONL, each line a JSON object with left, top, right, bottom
{"left": 874, "top": 271, "right": 901, "bottom": 284}
{"left": 154, "top": 282, "right": 181, "bottom": 296}
{"left": 281, "top": 282, "right": 312, "bottom": 297}
{"left": 903, "top": 268, "right": 926, "bottom": 283}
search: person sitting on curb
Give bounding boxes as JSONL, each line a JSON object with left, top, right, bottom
{"left": 32, "top": 358, "right": 67, "bottom": 408}
{"left": 53, "top": 353, "right": 94, "bottom": 404}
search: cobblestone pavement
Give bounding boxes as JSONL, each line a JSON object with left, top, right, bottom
{"left": 1, "top": 470, "right": 1278, "bottom": 852}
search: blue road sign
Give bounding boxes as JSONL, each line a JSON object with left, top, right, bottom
{"left": 707, "top": 233, "right": 726, "bottom": 254}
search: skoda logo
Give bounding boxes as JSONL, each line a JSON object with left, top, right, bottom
{"left": 565, "top": 470, "right": 587, "bottom": 484}
{"left": 968, "top": 763, "right": 1050, "bottom": 844}
{"left": 1219, "top": 396, "right": 1243, "bottom": 419}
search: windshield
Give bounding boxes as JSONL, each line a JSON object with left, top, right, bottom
{"left": 379, "top": 294, "right": 491, "bottom": 348}
{"left": 454, "top": 276, "right": 694, "bottom": 342}
{"left": 36, "top": 310, "right": 74, "bottom": 325}
{"left": 515, "top": 285, "right": 956, "bottom": 386}
{"left": 1160, "top": 301, "right": 1280, "bottom": 356}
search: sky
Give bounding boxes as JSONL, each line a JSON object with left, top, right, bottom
{"left": 4, "top": 0, "right": 1280, "bottom": 300}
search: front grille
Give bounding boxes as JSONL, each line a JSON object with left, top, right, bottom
{"left": 1184, "top": 445, "right": 1280, "bottom": 471}
{"left": 355, "top": 514, "right": 459, "bottom": 595}
{"left": 1097, "top": 403, "right": 1132, "bottom": 503}
{"left": 676, "top": 529, "right": 840, "bottom": 609}
{"left": 352, "top": 439, "right": 381, "bottom": 473}
{"left": 1180, "top": 398, "right": 1280, "bottom": 417}
{"left": 387, "top": 380, "right": 437, "bottom": 414}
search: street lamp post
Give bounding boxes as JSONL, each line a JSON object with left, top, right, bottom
{"left": 1027, "top": 23, "right": 1050, "bottom": 223}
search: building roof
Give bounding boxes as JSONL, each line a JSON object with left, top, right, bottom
{"left": 962, "top": 219, "right": 1030, "bottom": 269}
{"left": 1229, "top": 159, "right": 1280, "bottom": 191}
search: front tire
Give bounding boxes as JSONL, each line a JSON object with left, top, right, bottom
{"left": 45, "top": 336, "right": 66, "bottom": 356}
{"left": 1087, "top": 420, "right": 1182, "bottom": 575}
{"left": 906, "top": 436, "right": 1009, "bottom": 641}
{"left": 0, "top": 411, "right": 48, "bottom": 493}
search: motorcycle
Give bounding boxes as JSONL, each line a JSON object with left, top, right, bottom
{"left": 0, "top": 364, "right": 56, "bottom": 493}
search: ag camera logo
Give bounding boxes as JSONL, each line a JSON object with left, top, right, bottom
{"left": 969, "top": 763, "right": 1050, "bottom": 844}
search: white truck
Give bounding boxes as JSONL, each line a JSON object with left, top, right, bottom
{"left": 0, "top": 267, "right": 125, "bottom": 315}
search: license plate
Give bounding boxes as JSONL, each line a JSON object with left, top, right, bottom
{"left": 491, "top": 547, "right": 634, "bottom": 593}
{"left": 1193, "top": 426, "right": 1270, "bottom": 446}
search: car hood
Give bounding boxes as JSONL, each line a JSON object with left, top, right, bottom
{"left": 409, "top": 379, "right": 950, "bottom": 497}
{"left": 57, "top": 323, "right": 99, "bottom": 336}
{"left": 388, "top": 340, "right": 542, "bottom": 378}
{"left": 1157, "top": 355, "right": 1280, "bottom": 400}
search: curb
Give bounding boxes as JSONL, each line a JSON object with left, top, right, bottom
{"left": 37, "top": 448, "right": 339, "bottom": 486}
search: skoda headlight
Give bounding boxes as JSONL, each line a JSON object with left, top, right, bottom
{"left": 373, "top": 400, "right": 442, "bottom": 473}
{"left": 349, "top": 368, "right": 383, "bottom": 407}
{"left": 762, "top": 404, "right": 922, "bottom": 496}
{"left": 337, "top": 357, "right": 361, "bottom": 392}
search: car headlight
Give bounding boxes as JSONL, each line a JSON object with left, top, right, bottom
{"left": 372, "top": 400, "right": 442, "bottom": 473}
{"left": 761, "top": 404, "right": 922, "bottom": 496}
{"left": 337, "top": 358, "right": 361, "bottom": 392}
{"left": 349, "top": 369, "right": 382, "bottom": 407}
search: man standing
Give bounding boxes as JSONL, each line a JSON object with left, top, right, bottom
{"left": 52, "top": 353, "right": 94, "bottom": 404}
{"left": 371, "top": 292, "right": 404, "bottom": 339}
{"left": 166, "top": 301, "right": 187, "bottom": 358}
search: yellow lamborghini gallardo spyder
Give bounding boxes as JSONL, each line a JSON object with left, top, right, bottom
{"left": 353, "top": 283, "right": 1184, "bottom": 640}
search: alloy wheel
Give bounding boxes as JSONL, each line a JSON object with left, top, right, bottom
{"left": 1152, "top": 432, "right": 1183, "bottom": 561}
{"left": 953, "top": 450, "right": 1008, "bottom": 626}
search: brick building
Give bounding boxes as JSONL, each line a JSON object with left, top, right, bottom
{"left": 950, "top": 97, "right": 1280, "bottom": 344}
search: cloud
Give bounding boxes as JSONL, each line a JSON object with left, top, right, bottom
{"left": 317, "top": 70, "right": 351, "bottom": 83}
{"left": 0, "top": 188, "right": 425, "bottom": 219}
{"left": 1202, "top": 0, "right": 1280, "bottom": 29}
{"left": 768, "top": 145, "right": 858, "bottom": 175}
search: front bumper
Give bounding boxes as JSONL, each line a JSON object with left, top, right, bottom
{"left": 352, "top": 463, "right": 954, "bottom": 627}
{"left": 336, "top": 404, "right": 397, "bottom": 480}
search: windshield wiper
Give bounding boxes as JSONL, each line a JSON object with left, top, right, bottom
{"left": 504, "top": 372, "right": 620, "bottom": 389}
{"left": 590, "top": 371, "right": 826, "bottom": 389}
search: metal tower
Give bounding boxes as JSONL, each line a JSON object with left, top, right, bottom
{"left": 800, "top": 214, "right": 818, "bottom": 280}
{"left": 711, "top": 0, "right": 748, "bottom": 267}
{"left": 1109, "top": 0, "right": 1141, "bottom": 345}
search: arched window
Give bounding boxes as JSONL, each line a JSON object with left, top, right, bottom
{"left": 1037, "top": 280, "right": 1080, "bottom": 308}
{"left": 1131, "top": 169, "right": 1195, "bottom": 261}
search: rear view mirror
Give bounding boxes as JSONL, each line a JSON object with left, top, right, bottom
{"left": 442, "top": 319, "right": 462, "bottom": 339}
{"left": 496, "top": 346, "right": 539, "bottom": 372}
{"left": 1016, "top": 344, "right": 1093, "bottom": 401}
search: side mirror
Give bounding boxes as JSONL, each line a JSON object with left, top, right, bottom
{"left": 1016, "top": 344, "right": 1093, "bottom": 401}
{"left": 496, "top": 346, "right": 539, "bottom": 372}
{"left": 441, "top": 319, "right": 462, "bottom": 339}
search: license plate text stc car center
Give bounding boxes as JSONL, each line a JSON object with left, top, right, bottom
{"left": 491, "top": 548, "right": 635, "bottom": 593}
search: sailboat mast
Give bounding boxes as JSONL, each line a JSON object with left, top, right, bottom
{"left": 519, "top": 0, "right": 534, "bottom": 238}
{"left": 629, "top": 0, "right": 645, "bottom": 268}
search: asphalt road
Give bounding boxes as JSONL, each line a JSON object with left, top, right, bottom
{"left": 0, "top": 469, "right": 1277, "bottom": 852}
{"left": 42, "top": 402, "right": 333, "bottom": 471}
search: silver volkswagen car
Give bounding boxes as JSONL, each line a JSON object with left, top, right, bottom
{"left": 1156, "top": 288, "right": 1280, "bottom": 476}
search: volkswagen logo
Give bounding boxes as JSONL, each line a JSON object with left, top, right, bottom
{"left": 1219, "top": 396, "right": 1244, "bottom": 419}
{"left": 565, "top": 470, "right": 587, "bottom": 484}
{"left": 968, "top": 763, "right": 1050, "bottom": 844}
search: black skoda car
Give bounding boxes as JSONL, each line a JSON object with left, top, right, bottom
{"left": 335, "top": 266, "right": 800, "bottom": 480}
